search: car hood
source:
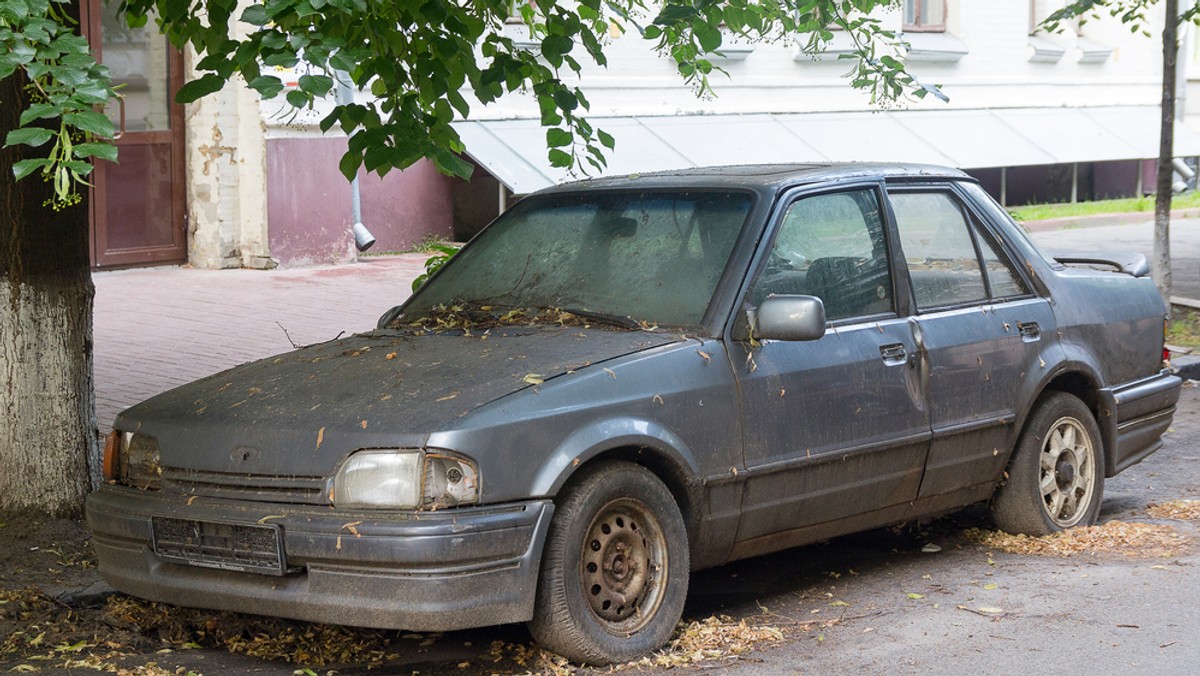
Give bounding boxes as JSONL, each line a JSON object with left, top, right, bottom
{"left": 116, "top": 328, "right": 679, "bottom": 476}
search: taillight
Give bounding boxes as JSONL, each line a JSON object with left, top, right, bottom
{"left": 1164, "top": 316, "right": 1172, "bottom": 365}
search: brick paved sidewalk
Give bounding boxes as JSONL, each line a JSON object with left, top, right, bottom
{"left": 92, "top": 254, "right": 426, "bottom": 429}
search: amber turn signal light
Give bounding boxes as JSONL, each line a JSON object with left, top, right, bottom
{"left": 102, "top": 430, "right": 120, "bottom": 481}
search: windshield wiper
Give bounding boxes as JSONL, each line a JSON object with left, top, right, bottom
{"left": 558, "top": 307, "right": 642, "bottom": 330}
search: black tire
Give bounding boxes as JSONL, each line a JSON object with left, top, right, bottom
{"left": 528, "top": 460, "right": 689, "bottom": 665}
{"left": 991, "top": 391, "right": 1106, "bottom": 535}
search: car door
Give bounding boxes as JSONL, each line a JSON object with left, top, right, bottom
{"left": 731, "top": 185, "right": 930, "bottom": 554}
{"left": 887, "top": 186, "right": 1056, "bottom": 499}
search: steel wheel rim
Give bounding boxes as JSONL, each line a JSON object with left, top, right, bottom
{"left": 1039, "top": 416, "right": 1097, "bottom": 528}
{"left": 579, "top": 497, "right": 668, "bottom": 634}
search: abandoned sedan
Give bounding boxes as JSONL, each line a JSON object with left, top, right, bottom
{"left": 88, "top": 164, "right": 1179, "bottom": 663}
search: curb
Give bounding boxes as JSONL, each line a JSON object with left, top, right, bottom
{"left": 1022, "top": 207, "right": 1200, "bottom": 232}
{"left": 1174, "top": 355, "right": 1200, "bottom": 381}
{"left": 1170, "top": 297, "right": 1200, "bottom": 380}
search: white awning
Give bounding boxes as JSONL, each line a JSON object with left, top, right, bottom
{"left": 454, "top": 106, "right": 1200, "bottom": 195}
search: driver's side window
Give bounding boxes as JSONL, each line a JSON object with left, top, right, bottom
{"left": 752, "top": 189, "right": 894, "bottom": 322}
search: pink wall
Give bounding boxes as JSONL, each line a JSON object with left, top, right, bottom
{"left": 359, "top": 160, "right": 457, "bottom": 251}
{"left": 266, "top": 137, "right": 457, "bottom": 266}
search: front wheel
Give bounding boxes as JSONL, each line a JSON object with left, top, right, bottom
{"left": 528, "top": 461, "right": 689, "bottom": 665}
{"left": 991, "top": 392, "right": 1105, "bottom": 535}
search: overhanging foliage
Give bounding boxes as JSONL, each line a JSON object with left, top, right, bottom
{"left": 5, "top": 0, "right": 932, "bottom": 203}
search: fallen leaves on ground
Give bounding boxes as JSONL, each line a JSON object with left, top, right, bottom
{"left": 2, "top": 585, "right": 409, "bottom": 672}
{"left": 103, "top": 595, "right": 398, "bottom": 667}
{"left": 475, "top": 615, "right": 785, "bottom": 674}
{"left": 964, "top": 520, "right": 1187, "bottom": 558}
{"left": 1, "top": 587, "right": 133, "bottom": 672}
{"left": 480, "top": 640, "right": 572, "bottom": 674}
{"left": 1146, "top": 499, "right": 1200, "bottom": 521}
{"left": 623, "top": 616, "right": 785, "bottom": 670}
{"left": 5, "top": 583, "right": 787, "bottom": 675}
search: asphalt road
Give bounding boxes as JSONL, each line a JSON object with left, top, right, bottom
{"left": 1030, "top": 216, "right": 1200, "bottom": 300}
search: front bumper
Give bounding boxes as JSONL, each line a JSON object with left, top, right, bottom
{"left": 86, "top": 485, "right": 554, "bottom": 631}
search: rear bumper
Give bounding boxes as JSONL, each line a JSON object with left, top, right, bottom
{"left": 86, "top": 485, "right": 553, "bottom": 631}
{"left": 1100, "top": 369, "right": 1181, "bottom": 476}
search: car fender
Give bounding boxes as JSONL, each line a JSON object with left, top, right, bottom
{"left": 1028, "top": 350, "right": 1117, "bottom": 465}
{"left": 530, "top": 416, "right": 702, "bottom": 499}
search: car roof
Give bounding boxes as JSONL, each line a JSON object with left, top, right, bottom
{"left": 536, "top": 162, "right": 970, "bottom": 195}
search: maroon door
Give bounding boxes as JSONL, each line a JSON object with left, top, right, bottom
{"left": 84, "top": 1, "right": 187, "bottom": 268}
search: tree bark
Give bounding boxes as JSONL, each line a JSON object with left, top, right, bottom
{"left": 0, "top": 67, "right": 96, "bottom": 516}
{"left": 1154, "top": 0, "right": 1179, "bottom": 302}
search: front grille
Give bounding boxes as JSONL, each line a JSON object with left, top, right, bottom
{"left": 162, "top": 468, "right": 329, "bottom": 505}
{"left": 151, "top": 517, "right": 291, "bottom": 576}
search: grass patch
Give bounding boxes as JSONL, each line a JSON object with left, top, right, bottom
{"left": 1168, "top": 305, "right": 1200, "bottom": 350}
{"left": 1010, "top": 191, "right": 1200, "bottom": 222}
{"left": 357, "top": 235, "right": 458, "bottom": 257}
{"left": 408, "top": 234, "right": 456, "bottom": 254}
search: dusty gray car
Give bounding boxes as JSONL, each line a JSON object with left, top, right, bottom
{"left": 87, "top": 164, "right": 1180, "bottom": 664}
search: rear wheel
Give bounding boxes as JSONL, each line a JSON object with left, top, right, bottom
{"left": 528, "top": 461, "right": 689, "bottom": 665}
{"left": 991, "top": 392, "right": 1105, "bottom": 535}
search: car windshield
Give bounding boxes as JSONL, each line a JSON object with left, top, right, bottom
{"left": 401, "top": 190, "right": 753, "bottom": 328}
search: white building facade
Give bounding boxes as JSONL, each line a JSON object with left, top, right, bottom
{"left": 87, "top": 0, "right": 1200, "bottom": 269}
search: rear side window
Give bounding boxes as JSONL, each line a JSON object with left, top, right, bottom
{"left": 752, "top": 188, "right": 894, "bottom": 322}
{"left": 891, "top": 191, "right": 1027, "bottom": 310}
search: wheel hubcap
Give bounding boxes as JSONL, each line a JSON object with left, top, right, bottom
{"left": 581, "top": 498, "right": 667, "bottom": 632}
{"left": 1039, "top": 416, "right": 1097, "bottom": 528}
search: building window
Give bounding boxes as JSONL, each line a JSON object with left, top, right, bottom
{"left": 903, "top": 0, "right": 946, "bottom": 32}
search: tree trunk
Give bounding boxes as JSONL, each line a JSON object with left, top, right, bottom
{"left": 1, "top": 68, "right": 96, "bottom": 516}
{"left": 1154, "top": 0, "right": 1179, "bottom": 302}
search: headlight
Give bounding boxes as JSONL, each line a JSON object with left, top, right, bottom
{"left": 332, "top": 449, "right": 479, "bottom": 510}
{"left": 333, "top": 450, "right": 422, "bottom": 508}
{"left": 103, "top": 430, "right": 162, "bottom": 490}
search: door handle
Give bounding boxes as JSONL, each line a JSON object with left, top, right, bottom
{"left": 113, "top": 95, "right": 126, "bottom": 140}
{"left": 880, "top": 343, "right": 908, "bottom": 365}
{"left": 1018, "top": 321, "right": 1041, "bottom": 341}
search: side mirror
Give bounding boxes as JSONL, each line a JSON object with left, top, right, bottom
{"left": 754, "top": 295, "right": 826, "bottom": 341}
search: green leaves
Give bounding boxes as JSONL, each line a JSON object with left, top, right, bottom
{"left": 72, "top": 142, "right": 119, "bottom": 162}
{"left": 5, "top": 127, "right": 54, "bottom": 148}
{"left": 247, "top": 75, "right": 285, "bottom": 99}
{"left": 541, "top": 34, "right": 574, "bottom": 65}
{"left": 18, "top": 102, "right": 57, "bottom": 126}
{"left": 62, "top": 111, "right": 115, "bottom": 137}
{"left": 175, "top": 73, "right": 226, "bottom": 103}
{"left": 546, "top": 128, "right": 573, "bottom": 148}
{"left": 548, "top": 148, "right": 573, "bottom": 168}
{"left": 12, "top": 158, "right": 53, "bottom": 181}
{"left": 240, "top": 4, "right": 270, "bottom": 26}
{"left": 298, "top": 73, "right": 334, "bottom": 97}
{"left": 694, "top": 24, "right": 722, "bottom": 52}
{"left": 4, "top": 0, "right": 120, "bottom": 207}
{"left": 9, "top": 0, "right": 926, "bottom": 216}
{"left": 338, "top": 149, "right": 363, "bottom": 182}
